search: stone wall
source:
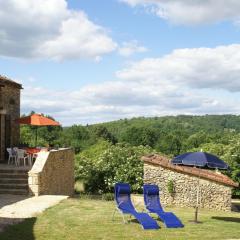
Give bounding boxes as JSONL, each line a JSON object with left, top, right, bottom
{"left": 2, "top": 84, "right": 21, "bottom": 146}
{"left": 28, "top": 148, "right": 75, "bottom": 196}
{"left": 0, "top": 83, "right": 21, "bottom": 162}
{"left": 144, "top": 163, "right": 232, "bottom": 211}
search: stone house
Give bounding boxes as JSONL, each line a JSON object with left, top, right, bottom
{"left": 0, "top": 75, "right": 22, "bottom": 163}
{"left": 142, "top": 154, "right": 238, "bottom": 211}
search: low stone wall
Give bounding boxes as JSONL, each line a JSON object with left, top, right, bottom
{"left": 144, "top": 163, "right": 232, "bottom": 211}
{"left": 28, "top": 148, "right": 74, "bottom": 196}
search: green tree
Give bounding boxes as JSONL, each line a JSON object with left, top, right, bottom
{"left": 91, "top": 125, "right": 117, "bottom": 144}
{"left": 59, "top": 125, "right": 92, "bottom": 153}
{"left": 121, "top": 126, "right": 158, "bottom": 147}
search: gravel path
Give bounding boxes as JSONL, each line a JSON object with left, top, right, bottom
{"left": 0, "top": 194, "right": 68, "bottom": 232}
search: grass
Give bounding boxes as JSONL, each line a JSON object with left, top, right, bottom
{"left": 0, "top": 197, "right": 240, "bottom": 240}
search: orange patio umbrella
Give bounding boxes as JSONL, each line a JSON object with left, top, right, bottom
{"left": 16, "top": 113, "right": 60, "bottom": 146}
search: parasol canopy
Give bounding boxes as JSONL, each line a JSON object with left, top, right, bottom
{"left": 16, "top": 113, "right": 60, "bottom": 146}
{"left": 17, "top": 113, "right": 60, "bottom": 126}
{"left": 171, "top": 151, "right": 229, "bottom": 170}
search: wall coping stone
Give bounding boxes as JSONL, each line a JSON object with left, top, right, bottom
{"left": 29, "top": 148, "right": 72, "bottom": 175}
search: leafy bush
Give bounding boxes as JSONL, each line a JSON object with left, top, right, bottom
{"left": 75, "top": 141, "right": 153, "bottom": 193}
{"left": 75, "top": 140, "right": 111, "bottom": 193}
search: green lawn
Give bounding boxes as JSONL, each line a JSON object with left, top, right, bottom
{"left": 1, "top": 197, "right": 240, "bottom": 240}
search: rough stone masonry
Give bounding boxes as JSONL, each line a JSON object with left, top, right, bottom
{"left": 0, "top": 75, "right": 22, "bottom": 162}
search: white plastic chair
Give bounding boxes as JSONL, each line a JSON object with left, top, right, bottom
{"left": 16, "top": 149, "right": 30, "bottom": 166}
{"left": 13, "top": 147, "right": 18, "bottom": 155}
{"left": 7, "top": 148, "right": 18, "bottom": 165}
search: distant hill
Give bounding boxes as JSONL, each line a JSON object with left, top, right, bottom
{"left": 92, "top": 114, "right": 240, "bottom": 138}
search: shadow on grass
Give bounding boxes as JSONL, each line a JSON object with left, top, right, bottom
{"left": 129, "top": 218, "right": 139, "bottom": 224}
{"left": 128, "top": 217, "right": 161, "bottom": 226}
{"left": 0, "top": 217, "right": 36, "bottom": 240}
{"left": 212, "top": 216, "right": 240, "bottom": 223}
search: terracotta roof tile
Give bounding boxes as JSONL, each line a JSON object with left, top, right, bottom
{"left": 142, "top": 154, "right": 239, "bottom": 188}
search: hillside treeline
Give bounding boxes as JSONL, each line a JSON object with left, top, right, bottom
{"left": 20, "top": 114, "right": 240, "bottom": 195}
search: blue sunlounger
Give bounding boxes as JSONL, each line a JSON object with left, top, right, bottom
{"left": 143, "top": 184, "right": 184, "bottom": 228}
{"left": 113, "top": 183, "right": 159, "bottom": 230}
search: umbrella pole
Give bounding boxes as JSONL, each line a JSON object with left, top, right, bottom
{"left": 194, "top": 206, "right": 198, "bottom": 222}
{"left": 195, "top": 175, "right": 200, "bottom": 222}
{"left": 195, "top": 149, "right": 202, "bottom": 223}
{"left": 189, "top": 167, "right": 202, "bottom": 224}
{"left": 35, "top": 127, "right": 38, "bottom": 147}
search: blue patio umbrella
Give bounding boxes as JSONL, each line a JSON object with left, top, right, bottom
{"left": 171, "top": 152, "right": 229, "bottom": 170}
{"left": 171, "top": 151, "right": 229, "bottom": 223}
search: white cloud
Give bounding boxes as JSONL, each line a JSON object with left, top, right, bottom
{"left": 21, "top": 44, "right": 240, "bottom": 125}
{"left": 22, "top": 83, "right": 240, "bottom": 126}
{"left": 0, "top": 0, "right": 117, "bottom": 60}
{"left": 117, "top": 44, "right": 240, "bottom": 92}
{"left": 120, "top": 0, "right": 240, "bottom": 25}
{"left": 118, "top": 40, "right": 147, "bottom": 57}
{"left": 38, "top": 12, "right": 117, "bottom": 61}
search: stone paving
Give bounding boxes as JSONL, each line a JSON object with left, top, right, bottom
{"left": 0, "top": 194, "right": 68, "bottom": 232}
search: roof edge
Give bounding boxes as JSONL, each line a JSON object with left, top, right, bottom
{"left": 142, "top": 154, "right": 239, "bottom": 188}
{"left": 0, "top": 75, "right": 23, "bottom": 89}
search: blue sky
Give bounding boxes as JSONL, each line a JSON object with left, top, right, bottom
{"left": 1, "top": 0, "right": 240, "bottom": 125}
